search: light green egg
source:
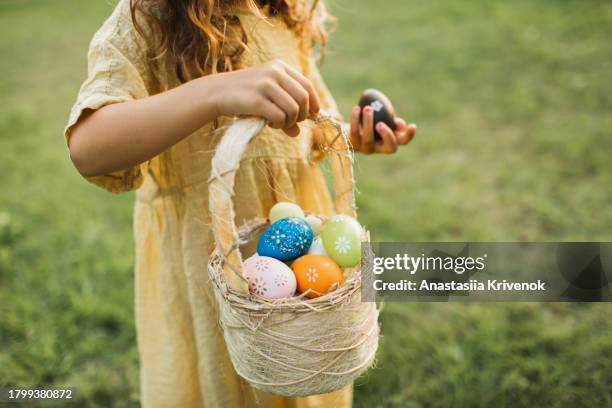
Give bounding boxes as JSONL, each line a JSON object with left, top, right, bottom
{"left": 269, "top": 202, "right": 304, "bottom": 223}
{"left": 321, "top": 215, "right": 362, "bottom": 267}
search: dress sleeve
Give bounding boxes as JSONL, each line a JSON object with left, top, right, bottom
{"left": 65, "top": 29, "right": 150, "bottom": 193}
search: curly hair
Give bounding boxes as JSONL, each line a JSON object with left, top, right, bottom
{"left": 130, "top": 0, "right": 332, "bottom": 82}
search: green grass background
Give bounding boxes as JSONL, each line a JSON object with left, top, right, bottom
{"left": 1, "top": 0, "right": 611, "bottom": 406}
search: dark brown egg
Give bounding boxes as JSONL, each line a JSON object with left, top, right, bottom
{"left": 359, "top": 89, "right": 397, "bottom": 141}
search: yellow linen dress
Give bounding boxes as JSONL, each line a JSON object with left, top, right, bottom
{"left": 65, "top": 1, "right": 352, "bottom": 407}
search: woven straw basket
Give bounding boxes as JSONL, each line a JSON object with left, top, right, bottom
{"left": 207, "top": 115, "right": 379, "bottom": 397}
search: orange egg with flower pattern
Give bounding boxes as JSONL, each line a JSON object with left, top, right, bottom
{"left": 291, "top": 254, "right": 343, "bottom": 299}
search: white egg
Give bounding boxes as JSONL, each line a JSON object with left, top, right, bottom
{"left": 307, "top": 236, "right": 329, "bottom": 256}
{"left": 244, "top": 255, "right": 297, "bottom": 299}
{"left": 269, "top": 202, "right": 305, "bottom": 223}
{"left": 306, "top": 214, "right": 323, "bottom": 235}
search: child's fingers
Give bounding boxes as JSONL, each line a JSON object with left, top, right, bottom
{"left": 396, "top": 128, "right": 416, "bottom": 145}
{"left": 408, "top": 124, "right": 417, "bottom": 136}
{"left": 394, "top": 118, "right": 417, "bottom": 145}
{"left": 375, "top": 122, "right": 398, "bottom": 154}
{"left": 282, "top": 63, "right": 321, "bottom": 116}
{"left": 349, "top": 106, "right": 362, "bottom": 148}
{"left": 283, "top": 124, "right": 301, "bottom": 137}
{"left": 278, "top": 74, "right": 310, "bottom": 123}
{"left": 394, "top": 117, "right": 407, "bottom": 130}
{"left": 256, "top": 98, "right": 289, "bottom": 130}
{"left": 396, "top": 131, "right": 410, "bottom": 145}
{"left": 264, "top": 84, "right": 300, "bottom": 129}
{"left": 400, "top": 124, "right": 417, "bottom": 144}
{"left": 360, "top": 106, "right": 375, "bottom": 154}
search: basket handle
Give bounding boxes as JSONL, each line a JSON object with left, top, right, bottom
{"left": 208, "top": 116, "right": 356, "bottom": 294}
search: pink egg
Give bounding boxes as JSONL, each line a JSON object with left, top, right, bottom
{"left": 244, "top": 255, "right": 297, "bottom": 299}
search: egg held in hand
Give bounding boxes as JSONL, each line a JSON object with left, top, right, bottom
{"left": 244, "top": 255, "right": 297, "bottom": 299}
{"left": 257, "top": 217, "right": 314, "bottom": 262}
{"left": 321, "top": 215, "right": 363, "bottom": 267}
{"left": 359, "top": 88, "right": 397, "bottom": 141}
{"left": 291, "top": 254, "right": 343, "bottom": 299}
{"left": 269, "top": 202, "right": 305, "bottom": 223}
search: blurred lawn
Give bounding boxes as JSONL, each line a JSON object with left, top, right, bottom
{"left": 1, "top": 0, "right": 611, "bottom": 407}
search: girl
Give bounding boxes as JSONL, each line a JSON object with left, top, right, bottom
{"left": 65, "top": 0, "right": 416, "bottom": 407}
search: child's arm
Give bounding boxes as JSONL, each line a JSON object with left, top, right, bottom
{"left": 69, "top": 60, "right": 320, "bottom": 178}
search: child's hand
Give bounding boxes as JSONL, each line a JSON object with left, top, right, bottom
{"left": 213, "top": 59, "right": 320, "bottom": 137}
{"left": 348, "top": 105, "right": 417, "bottom": 154}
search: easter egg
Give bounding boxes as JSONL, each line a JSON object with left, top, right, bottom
{"left": 244, "top": 255, "right": 296, "bottom": 299}
{"left": 307, "top": 236, "right": 328, "bottom": 256}
{"left": 257, "top": 217, "right": 314, "bottom": 262}
{"left": 321, "top": 215, "right": 363, "bottom": 267}
{"left": 269, "top": 202, "right": 304, "bottom": 223}
{"left": 305, "top": 214, "right": 323, "bottom": 235}
{"left": 291, "top": 255, "right": 343, "bottom": 299}
{"left": 359, "top": 89, "right": 397, "bottom": 141}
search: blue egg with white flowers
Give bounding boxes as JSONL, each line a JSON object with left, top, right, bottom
{"left": 257, "top": 217, "right": 314, "bottom": 262}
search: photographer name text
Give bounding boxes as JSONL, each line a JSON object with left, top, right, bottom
{"left": 373, "top": 279, "right": 547, "bottom": 292}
